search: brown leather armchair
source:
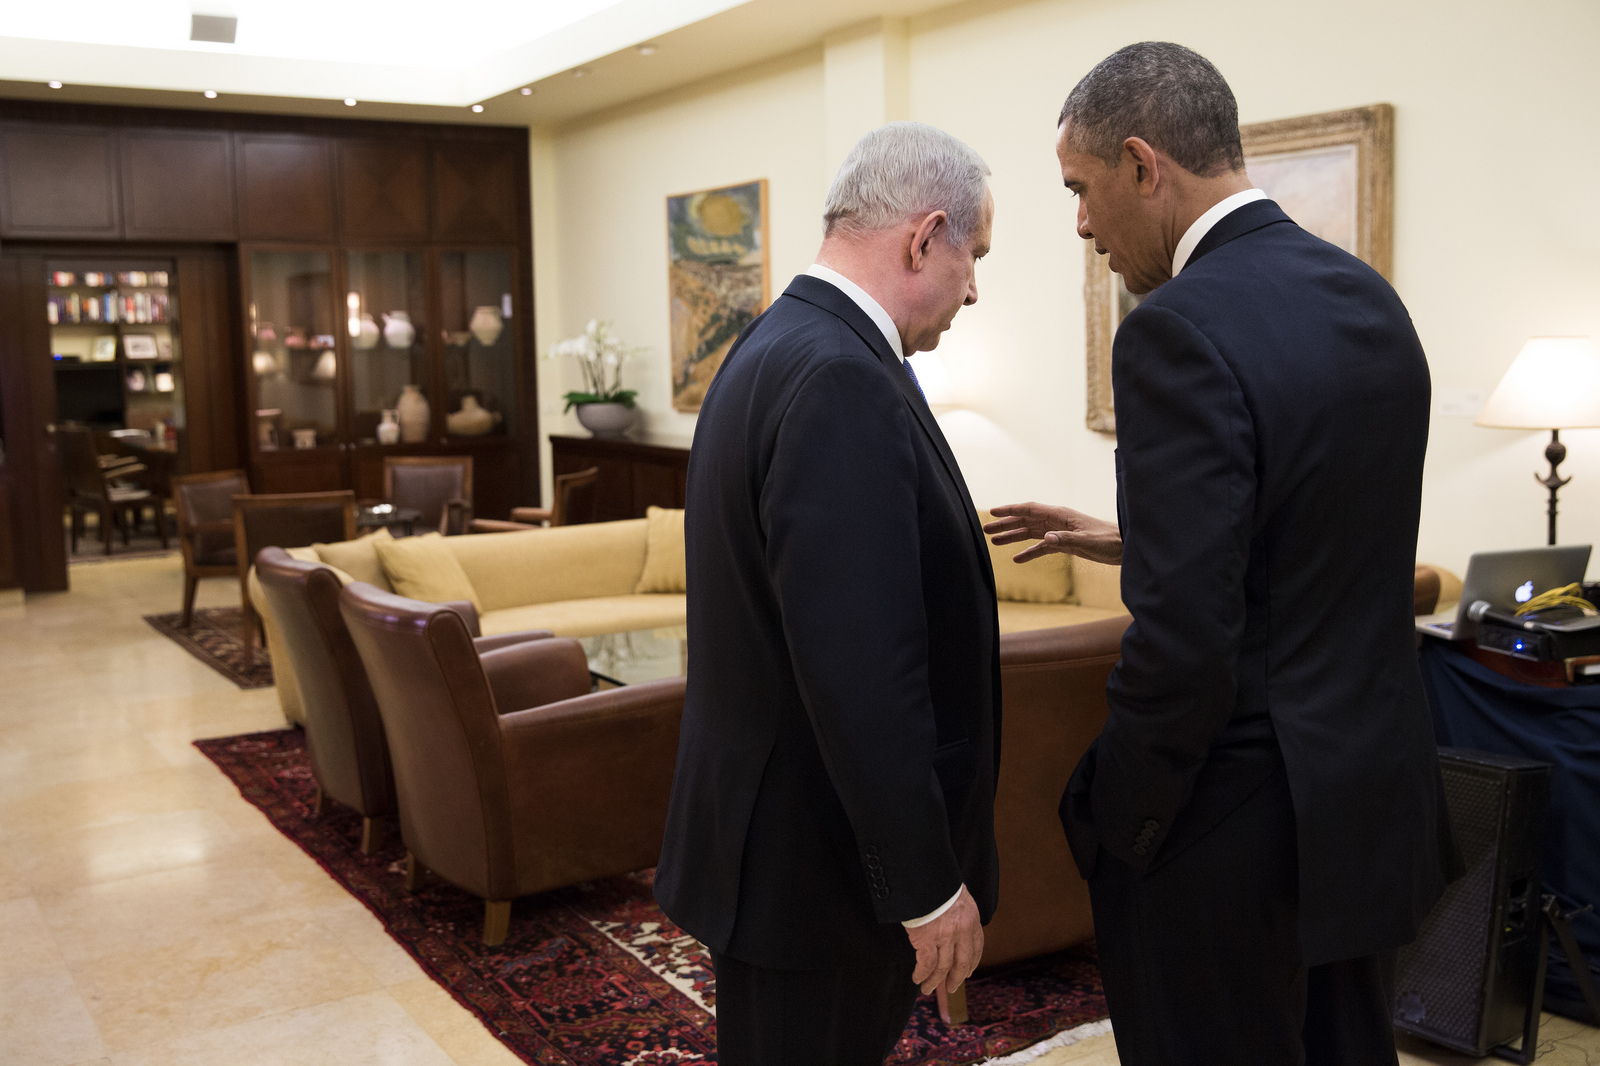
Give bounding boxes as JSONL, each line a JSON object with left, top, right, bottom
{"left": 338, "top": 581, "right": 687, "bottom": 945}
{"left": 384, "top": 456, "right": 473, "bottom": 536}
{"left": 470, "top": 466, "right": 600, "bottom": 533}
{"left": 173, "top": 469, "right": 248, "bottom": 626}
{"left": 233, "top": 491, "right": 356, "bottom": 649}
{"left": 255, "top": 547, "right": 555, "bottom": 855}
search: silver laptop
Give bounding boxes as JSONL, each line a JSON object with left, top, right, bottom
{"left": 1416, "top": 545, "right": 1593, "bottom": 641}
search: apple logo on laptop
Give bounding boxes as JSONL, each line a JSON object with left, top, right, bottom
{"left": 1515, "top": 580, "right": 1535, "bottom": 604}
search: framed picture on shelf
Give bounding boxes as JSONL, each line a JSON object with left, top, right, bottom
{"left": 123, "top": 334, "right": 159, "bottom": 360}
{"left": 1083, "top": 103, "right": 1394, "bottom": 433}
{"left": 91, "top": 336, "right": 117, "bottom": 363}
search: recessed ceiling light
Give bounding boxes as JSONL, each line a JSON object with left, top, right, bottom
{"left": 343, "top": 98, "right": 356, "bottom": 106}
{"left": 471, "top": 104, "right": 484, "bottom": 113}
{"left": 47, "top": 81, "right": 62, "bottom": 89}
{"left": 638, "top": 44, "right": 657, "bottom": 56}
{"left": 203, "top": 90, "right": 218, "bottom": 99}
{"left": 573, "top": 68, "right": 592, "bottom": 78}
{"left": 520, "top": 87, "right": 533, "bottom": 95}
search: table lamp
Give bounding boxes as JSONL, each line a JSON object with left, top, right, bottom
{"left": 1475, "top": 336, "right": 1600, "bottom": 544}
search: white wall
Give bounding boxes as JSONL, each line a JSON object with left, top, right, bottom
{"left": 537, "top": 0, "right": 1600, "bottom": 577}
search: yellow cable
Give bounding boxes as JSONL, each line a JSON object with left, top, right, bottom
{"left": 1514, "top": 583, "right": 1597, "bottom": 617}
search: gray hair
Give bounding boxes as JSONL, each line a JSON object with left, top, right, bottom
{"left": 823, "top": 122, "right": 991, "bottom": 248}
{"left": 1058, "top": 42, "right": 1244, "bottom": 177}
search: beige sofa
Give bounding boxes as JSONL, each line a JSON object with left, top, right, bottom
{"left": 252, "top": 509, "right": 1128, "bottom": 725}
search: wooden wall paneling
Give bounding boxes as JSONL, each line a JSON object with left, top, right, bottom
{"left": 469, "top": 443, "right": 518, "bottom": 520}
{"left": 0, "top": 253, "right": 68, "bottom": 590}
{"left": 338, "top": 139, "right": 430, "bottom": 241}
{"left": 236, "top": 134, "right": 337, "bottom": 240}
{"left": 254, "top": 453, "right": 346, "bottom": 494}
{"left": 121, "top": 128, "right": 236, "bottom": 240}
{"left": 0, "top": 469, "right": 17, "bottom": 590}
{"left": 0, "top": 124, "right": 121, "bottom": 238}
{"left": 175, "top": 250, "right": 243, "bottom": 472}
{"left": 431, "top": 140, "right": 520, "bottom": 243}
{"left": 512, "top": 239, "right": 540, "bottom": 508}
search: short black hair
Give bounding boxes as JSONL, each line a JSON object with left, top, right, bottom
{"left": 1058, "top": 42, "right": 1244, "bottom": 176}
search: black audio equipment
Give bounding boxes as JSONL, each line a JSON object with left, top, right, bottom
{"left": 1394, "top": 749, "right": 1552, "bottom": 1058}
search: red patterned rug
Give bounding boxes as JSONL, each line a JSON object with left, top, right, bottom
{"left": 195, "top": 728, "right": 1108, "bottom": 1065}
{"left": 145, "top": 607, "right": 274, "bottom": 689}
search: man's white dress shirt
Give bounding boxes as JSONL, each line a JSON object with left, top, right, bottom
{"left": 1170, "top": 188, "right": 1267, "bottom": 278}
{"left": 803, "top": 261, "right": 960, "bottom": 930}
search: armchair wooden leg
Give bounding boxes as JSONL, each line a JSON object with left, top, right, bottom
{"left": 311, "top": 785, "right": 324, "bottom": 817}
{"left": 483, "top": 900, "right": 512, "bottom": 946}
{"left": 936, "top": 984, "right": 968, "bottom": 1026}
{"left": 181, "top": 573, "right": 200, "bottom": 628}
{"left": 404, "top": 853, "right": 427, "bottom": 892}
{"left": 359, "top": 817, "right": 384, "bottom": 856}
{"left": 101, "top": 502, "right": 114, "bottom": 555}
{"left": 155, "top": 502, "right": 169, "bottom": 549}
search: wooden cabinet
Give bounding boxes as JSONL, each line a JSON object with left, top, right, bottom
{"left": 432, "top": 141, "right": 521, "bottom": 243}
{"left": 121, "top": 129, "right": 236, "bottom": 240}
{"left": 0, "top": 124, "right": 121, "bottom": 239}
{"left": 339, "top": 139, "right": 430, "bottom": 241}
{"left": 551, "top": 434, "right": 690, "bottom": 523}
{"left": 236, "top": 134, "right": 337, "bottom": 241}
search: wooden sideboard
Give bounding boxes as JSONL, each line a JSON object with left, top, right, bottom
{"left": 551, "top": 432, "right": 690, "bottom": 523}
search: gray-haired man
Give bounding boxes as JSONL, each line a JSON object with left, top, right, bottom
{"left": 655, "top": 122, "right": 1001, "bottom": 1064}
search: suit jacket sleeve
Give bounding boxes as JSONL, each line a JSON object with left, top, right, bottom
{"left": 1096, "top": 303, "right": 1256, "bottom": 873}
{"left": 760, "top": 353, "right": 964, "bottom": 925}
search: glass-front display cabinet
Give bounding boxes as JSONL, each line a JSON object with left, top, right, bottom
{"left": 243, "top": 246, "right": 528, "bottom": 509}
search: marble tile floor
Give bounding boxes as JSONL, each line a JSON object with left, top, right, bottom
{"left": 2, "top": 554, "right": 1595, "bottom": 1066}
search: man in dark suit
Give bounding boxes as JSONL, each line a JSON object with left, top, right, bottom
{"left": 986, "top": 42, "right": 1459, "bottom": 1065}
{"left": 655, "top": 122, "right": 1002, "bottom": 1065}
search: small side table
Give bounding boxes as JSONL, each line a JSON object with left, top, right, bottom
{"left": 357, "top": 505, "right": 421, "bottom": 537}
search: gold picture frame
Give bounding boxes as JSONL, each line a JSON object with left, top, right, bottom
{"left": 1084, "top": 104, "right": 1395, "bottom": 433}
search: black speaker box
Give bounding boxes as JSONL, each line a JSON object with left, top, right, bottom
{"left": 1394, "top": 748, "right": 1553, "bottom": 1056}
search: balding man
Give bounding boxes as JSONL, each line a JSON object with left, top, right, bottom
{"left": 655, "top": 122, "right": 1000, "bottom": 1065}
{"left": 987, "top": 42, "right": 1460, "bottom": 1065}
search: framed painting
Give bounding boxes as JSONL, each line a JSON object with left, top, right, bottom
{"left": 667, "top": 179, "right": 771, "bottom": 412}
{"left": 1084, "top": 103, "right": 1394, "bottom": 433}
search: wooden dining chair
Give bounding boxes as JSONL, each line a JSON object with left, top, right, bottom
{"left": 173, "top": 469, "right": 250, "bottom": 626}
{"left": 233, "top": 491, "right": 357, "bottom": 649}
{"left": 383, "top": 456, "right": 473, "bottom": 535}
{"left": 59, "top": 425, "right": 162, "bottom": 555}
{"left": 469, "top": 467, "right": 600, "bottom": 533}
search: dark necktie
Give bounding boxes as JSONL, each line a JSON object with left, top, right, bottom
{"left": 901, "top": 357, "right": 927, "bottom": 404}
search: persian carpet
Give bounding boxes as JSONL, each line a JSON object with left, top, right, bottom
{"left": 196, "top": 728, "right": 1108, "bottom": 1065}
{"left": 145, "top": 607, "right": 274, "bottom": 689}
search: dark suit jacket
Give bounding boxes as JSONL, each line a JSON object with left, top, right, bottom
{"left": 654, "top": 274, "right": 1002, "bottom": 969}
{"left": 1062, "top": 199, "right": 1459, "bottom": 966}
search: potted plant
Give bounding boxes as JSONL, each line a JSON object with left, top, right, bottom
{"left": 548, "top": 320, "right": 644, "bottom": 437}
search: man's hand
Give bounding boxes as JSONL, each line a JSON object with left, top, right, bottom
{"left": 984, "top": 503, "right": 1123, "bottom": 566}
{"left": 906, "top": 885, "right": 983, "bottom": 995}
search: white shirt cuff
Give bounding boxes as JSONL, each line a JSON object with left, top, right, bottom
{"left": 901, "top": 886, "right": 963, "bottom": 929}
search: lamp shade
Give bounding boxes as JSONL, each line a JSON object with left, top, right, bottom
{"left": 1476, "top": 337, "right": 1600, "bottom": 430}
{"left": 906, "top": 350, "right": 957, "bottom": 408}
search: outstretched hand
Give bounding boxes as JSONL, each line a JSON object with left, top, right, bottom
{"left": 984, "top": 503, "right": 1123, "bottom": 566}
{"left": 906, "top": 885, "right": 983, "bottom": 995}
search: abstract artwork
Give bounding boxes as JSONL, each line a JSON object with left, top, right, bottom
{"left": 667, "top": 179, "right": 770, "bottom": 412}
{"left": 1084, "top": 104, "right": 1394, "bottom": 432}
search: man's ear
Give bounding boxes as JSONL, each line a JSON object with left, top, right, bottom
{"left": 907, "top": 211, "right": 949, "bottom": 272}
{"left": 1122, "top": 137, "right": 1162, "bottom": 199}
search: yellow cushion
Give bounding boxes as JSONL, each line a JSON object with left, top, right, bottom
{"left": 1070, "top": 557, "right": 1124, "bottom": 611}
{"left": 479, "top": 594, "right": 687, "bottom": 639}
{"left": 279, "top": 546, "right": 357, "bottom": 586}
{"left": 977, "top": 510, "right": 1072, "bottom": 604}
{"left": 446, "top": 519, "right": 650, "bottom": 612}
{"left": 996, "top": 600, "right": 1127, "bottom": 635}
{"left": 635, "top": 507, "right": 687, "bottom": 594}
{"left": 313, "top": 528, "right": 393, "bottom": 591}
{"left": 374, "top": 532, "right": 482, "bottom": 611}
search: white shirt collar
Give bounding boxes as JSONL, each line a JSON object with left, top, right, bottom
{"left": 1171, "top": 188, "right": 1268, "bottom": 277}
{"left": 805, "top": 263, "right": 904, "bottom": 362}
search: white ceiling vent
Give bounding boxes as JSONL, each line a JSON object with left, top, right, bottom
{"left": 189, "top": 14, "right": 238, "bottom": 44}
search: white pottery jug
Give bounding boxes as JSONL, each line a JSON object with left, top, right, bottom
{"left": 353, "top": 313, "right": 380, "bottom": 349}
{"left": 384, "top": 311, "right": 416, "bottom": 349}
{"left": 376, "top": 409, "right": 400, "bottom": 445}
{"left": 469, "top": 305, "right": 503, "bottom": 347}
{"left": 396, "top": 385, "right": 429, "bottom": 443}
{"left": 446, "top": 396, "right": 499, "bottom": 437}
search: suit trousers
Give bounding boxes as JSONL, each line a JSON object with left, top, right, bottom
{"left": 1087, "top": 760, "right": 1400, "bottom": 1066}
{"left": 712, "top": 951, "right": 921, "bottom": 1066}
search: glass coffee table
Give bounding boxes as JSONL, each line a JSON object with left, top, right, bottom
{"left": 581, "top": 626, "right": 687, "bottom": 687}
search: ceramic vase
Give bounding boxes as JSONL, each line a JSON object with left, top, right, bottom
{"left": 384, "top": 311, "right": 416, "bottom": 349}
{"left": 396, "top": 385, "right": 430, "bottom": 443}
{"left": 575, "top": 402, "right": 634, "bottom": 438}
{"left": 469, "top": 305, "right": 504, "bottom": 347}
{"left": 446, "top": 396, "right": 499, "bottom": 437}
{"left": 376, "top": 409, "right": 400, "bottom": 445}
{"left": 353, "top": 313, "right": 380, "bottom": 349}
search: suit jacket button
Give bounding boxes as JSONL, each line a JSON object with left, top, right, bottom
{"left": 876, "top": 889, "right": 890, "bottom": 900}
{"left": 866, "top": 845, "right": 880, "bottom": 857}
{"left": 1143, "top": 819, "right": 1159, "bottom": 831}
{"left": 1133, "top": 844, "right": 1148, "bottom": 856}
